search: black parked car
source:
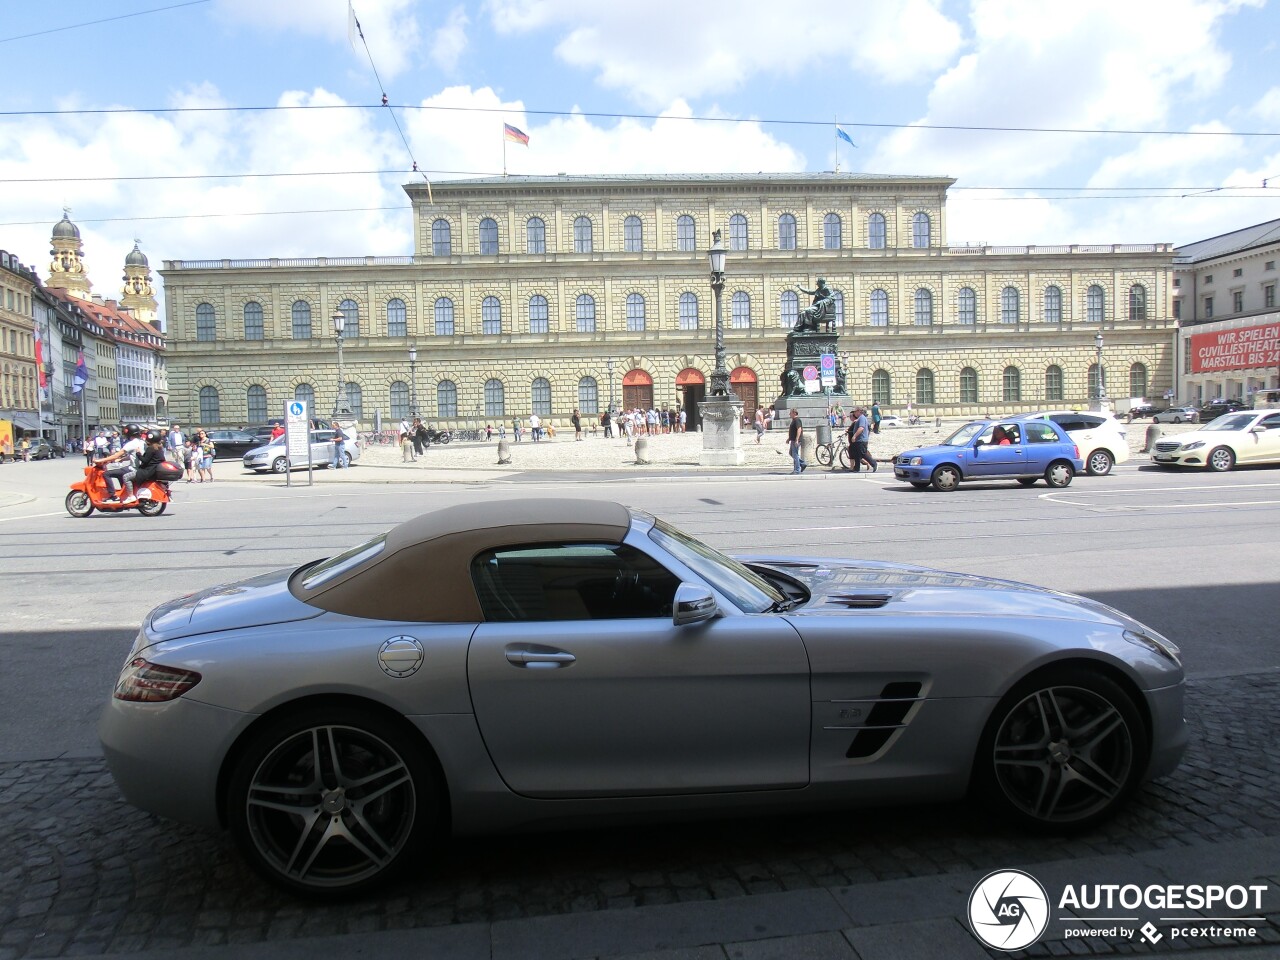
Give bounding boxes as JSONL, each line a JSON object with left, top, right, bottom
{"left": 202, "top": 429, "right": 263, "bottom": 461}
{"left": 1197, "top": 400, "right": 1247, "bottom": 422}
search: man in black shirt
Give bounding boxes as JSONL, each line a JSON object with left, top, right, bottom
{"left": 786, "top": 408, "right": 807, "bottom": 474}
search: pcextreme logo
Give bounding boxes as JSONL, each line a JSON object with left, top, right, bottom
{"left": 968, "top": 869, "right": 1050, "bottom": 951}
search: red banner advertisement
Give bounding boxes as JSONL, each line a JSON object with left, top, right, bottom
{"left": 1190, "top": 320, "right": 1280, "bottom": 373}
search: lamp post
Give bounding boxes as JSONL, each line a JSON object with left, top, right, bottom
{"left": 332, "top": 310, "right": 350, "bottom": 417}
{"left": 708, "top": 230, "right": 728, "bottom": 397}
{"left": 606, "top": 357, "right": 615, "bottom": 414}
{"left": 408, "top": 343, "right": 419, "bottom": 416}
{"left": 1094, "top": 330, "right": 1107, "bottom": 400}
{"left": 699, "top": 229, "right": 744, "bottom": 465}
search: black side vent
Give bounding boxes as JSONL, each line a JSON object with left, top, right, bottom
{"left": 827, "top": 593, "right": 892, "bottom": 609}
{"left": 845, "top": 681, "right": 924, "bottom": 759}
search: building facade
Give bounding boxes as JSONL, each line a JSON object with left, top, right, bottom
{"left": 160, "top": 173, "right": 1177, "bottom": 429}
{"left": 0, "top": 250, "right": 39, "bottom": 437}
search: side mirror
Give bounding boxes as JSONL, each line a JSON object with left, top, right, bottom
{"left": 673, "top": 583, "right": 718, "bottom": 626}
{"left": 1251, "top": 426, "right": 1266, "bottom": 434}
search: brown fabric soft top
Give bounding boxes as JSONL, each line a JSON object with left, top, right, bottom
{"left": 299, "top": 498, "right": 633, "bottom": 622}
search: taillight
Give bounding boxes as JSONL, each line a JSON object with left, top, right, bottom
{"left": 113, "top": 658, "right": 202, "bottom": 702}
{"left": 1074, "top": 445, "right": 1080, "bottom": 460}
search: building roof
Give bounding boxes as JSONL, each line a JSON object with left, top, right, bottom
{"left": 43, "top": 288, "right": 165, "bottom": 351}
{"left": 51, "top": 212, "right": 80, "bottom": 240}
{"left": 125, "top": 242, "right": 149, "bottom": 267}
{"left": 404, "top": 171, "right": 955, "bottom": 195}
{"left": 1173, "top": 218, "right": 1280, "bottom": 264}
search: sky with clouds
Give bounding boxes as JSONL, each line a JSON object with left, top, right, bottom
{"left": 1, "top": 0, "right": 1278, "bottom": 311}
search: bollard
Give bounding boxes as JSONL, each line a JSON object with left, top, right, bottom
{"left": 496, "top": 439, "right": 511, "bottom": 464}
{"left": 1142, "top": 422, "right": 1164, "bottom": 453}
{"left": 800, "top": 432, "right": 817, "bottom": 470}
{"left": 634, "top": 436, "right": 651, "bottom": 464}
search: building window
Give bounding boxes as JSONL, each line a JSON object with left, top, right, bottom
{"left": 387, "top": 298, "right": 407, "bottom": 337}
{"left": 1205, "top": 274, "right": 1214, "bottom": 284}
{"left": 868, "top": 213, "right": 886, "bottom": 249}
{"left": 1173, "top": 278, "right": 1181, "bottom": 287}
{"left": 437, "top": 380, "right": 458, "bottom": 418}
{"left": 912, "top": 212, "right": 931, "bottom": 248}
{"left": 823, "top": 213, "right": 842, "bottom": 250}
{"left": 915, "top": 368, "right": 935, "bottom": 404}
{"left": 1266, "top": 284, "right": 1276, "bottom": 309}
{"left": 199, "top": 385, "right": 219, "bottom": 423}
{"left": 1204, "top": 296, "right": 1213, "bottom": 318}
{"left": 960, "top": 367, "right": 978, "bottom": 403}
{"left": 780, "top": 290, "right": 799, "bottom": 328}
{"left": 728, "top": 214, "right": 748, "bottom": 251}
{"left": 578, "top": 377, "right": 599, "bottom": 414}
{"left": 530, "top": 377, "right": 552, "bottom": 417}
{"left": 679, "top": 292, "right": 699, "bottom": 330}
{"left": 478, "top": 218, "right": 499, "bottom": 255}
{"left": 1266, "top": 261, "right": 1275, "bottom": 271}
{"left": 778, "top": 214, "right": 796, "bottom": 251}
{"left": 870, "top": 289, "right": 888, "bottom": 326}
{"left": 526, "top": 217, "right": 546, "bottom": 254}
{"left": 1233, "top": 268, "right": 1243, "bottom": 278}
{"left": 292, "top": 300, "right": 312, "bottom": 339}
{"left": 528, "top": 295, "right": 548, "bottom": 334}
{"left": 338, "top": 299, "right": 359, "bottom": 338}
{"left": 482, "top": 296, "right": 502, "bottom": 335}
{"left": 484, "top": 379, "right": 505, "bottom": 417}
{"left": 1088, "top": 364, "right": 1102, "bottom": 399}
{"left": 195, "top": 303, "right": 216, "bottom": 341}
{"left": 390, "top": 381, "right": 410, "bottom": 419}
{"left": 958, "top": 287, "right": 976, "bottom": 325}
{"left": 1129, "top": 284, "right": 1148, "bottom": 321}
{"left": 871, "top": 369, "right": 891, "bottom": 404}
{"left": 1232, "top": 290, "right": 1243, "bottom": 312}
{"left": 1087, "top": 284, "right": 1105, "bottom": 324}
{"left": 432, "top": 219, "right": 451, "bottom": 257}
{"left": 243, "top": 302, "right": 264, "bottom": 340}
{"left": 434, "top": 298, "right": 454, "bottom": 336}
{"left": 623, "top": 216, "right": 643, "bottom": 253}
{"left": 294, "top": 383, "right": 315, "bottom": 411}
{"left": 1003, "top": 366, "right": 1021, "bottom": 402}
{"left": 626, "top": 293, "right": 646, "bottom": 332}
{"left": 832, "top": 290, "right": 845, "bottom": 327}
{"left": 573, "top": 217, "right": 593, "bottom": 253}
{"left": 1173, "top": 298, "right": 1182, "bottom": 319}
{"left": 1045, "top": 365, "right": 1064, "bottom": 401}
{"left": 1001, "top": 286, "right": 1020, "bottom": 324}
{"left": 246, "top": 384, "right": 267, "bottom": 421}
{"left": 731, "top": 291, "right": 751, "bottom": 328}
{"left": 576, "top": 294, "right": 596, "bottom": 332}
{"left": 676, "top": 215, "right": 695, "bottom": 252}
{"left": 343, "top": 382, "right": 363, "bottom": 419}
{"left": 914, "top": 288, "right": 933, "bottom": 326}
{"left": 1044, "top": 285, "right": 1062, "bottom": 323}
{"left": 1130, "top": 363, "right": 1148, "bottom": 399}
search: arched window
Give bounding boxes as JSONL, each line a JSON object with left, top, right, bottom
{"left": 478, "top": 217, "right": 498, "bottom": 255}
{"left": 623, "top": 216, "right": 643, "bottom": 252}
{"left": 823, "top": 213, "right": 842, "bottom": 250}
{"left": 294, "top": 383, "right": 315, "bottom": 411}
{"left": 573, "top": 216, "right": 593, "bottom": 253}
{"left": 1129, "top": 284, "right": 1148, "bottom": 321}
{"left": 728, "top": 214, "right": 748, "bottom": 251}
{"left": 1044, "top": 286, "right": 1062, "bottom": 323}
{"left": 1087, "top": 285, "right": 1105, "bottom": 324}
{"left": 960, "top": 367, "right": 978, "bottom": 403}
{"left": 958, "top": 287, "right": 976, "bottom": 325}
{"left": 1130, "top": 362, "right": 1148, "bottom": 398}
{"left": 679, "top": 292, "right": 699, "bottom": 330}
{"left": 291, "top": 300, "right": 312, "bottom": 339}
{"left": 872, "top": 369, "right": 892, "bottom": 404}
{"left": 832, "top": 290, "right": 845, "bottom": 327}
{"left": 531, "top": 377, "right": 551, "bottom": 417}
{"left": 731, "top": 291, "right": 751, "bottom": 328}
{"left": 528, "top": 295, "right": 548, "bottom": 334}
{"left": 243, "top": 302, "right": 264, "bottom": 341}
{"left": 868, "top": 213, "right": 887, "bottom": 250}
{"left": 1001, "top": 286, "right": 1020, "bottom": 324}
{"left": 437, "top": 380, "right": 458, "bottom": 418}
{"left": 484, "top": 378, "right": 505, "bottom": 417}
{"left": 482, "top": 296, "right": 502, "bottom": 335}
{"left": 1045, "top": 365, "right": 1064, "bottom": 401}
{"left": 1088, "top": 363, "right": 1102, "bottom": 399}
{"left": 578, "top": 377, "right": 599, "bottom": 414}
{"left": 780, "top": 290, "right": 799, "bottom": 328}
{"left": 338, "top": 299, "right": 359, "bottom": 339}
{"left": 343, "top": 382, "right": 362, "bottom": 419}
{"left": 870, "top": 289, "right": 889, "bottom": 326}
{"left": 390, "top": 381, "right": 410, "bottom": 419}
{"left": 1003, "top": 366, "right": 1022, "bottom": 402}
{"left": 432, "top": 218, "right": 451, "bottom": 257}
{"left": 676, "top": 215, "right": 696, "bottom": 252}
{"left": 912, "top": 212, "right": 931, "bottom": 248}
{"left": 199, "top": 385, "right": 220, "bottom": 423}
{"left": 246, "top": 384, "right": 267, "bottom": 421}
{"left": 526, "top": 217, "right": 546, "bottom": 254}
{"left": 778, "top": 213, "right": 796, "bottom": 251}
{"left": 434, "top": 298, "right": 455, "bottom": 336}
{"left": 914, "top": 288, "right": 933, "bottom": 326}
{"left": 195, "top": 303, "right": 216, "bottom": 342}
{"left": 626, "top": 293, "right": 645, "bottom": 332}
{"left": 387, "top": 298, "right": 407, "bottom": 337}
{"left": 916, "top": 368, "right": 935, "bottom": 404}
{"left": 576, "top": 294, "right": 596, "bottom": 332}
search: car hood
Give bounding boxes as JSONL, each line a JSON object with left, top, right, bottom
{"left": 744, "top": 556, "right": 1138, "bottom": 628}
{"left": 244, "top": 441, "right": 283, "bottom": 458}
{"left": 146, "top": 567, "right": 323, "bottom": 641}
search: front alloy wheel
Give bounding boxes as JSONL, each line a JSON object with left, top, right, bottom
{"left": 1207, "top": 446, "right": 1235, "bottom": 472}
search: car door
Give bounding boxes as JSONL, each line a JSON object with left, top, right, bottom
{"left": 969, "top": 423, "right": 1026, "bottom": 477}
{"left": 309, "top": 429, "right": 335, "bottom": 464}
{"left": 1241, "top": 413, "right": 1280, "bottom": 464}
{"left": 466, "top": 541, "right": 811, "bottom": 799}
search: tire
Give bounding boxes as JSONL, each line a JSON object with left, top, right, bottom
{"left": 65, "top": 490, "right": 93, "bottom": 518}
{"left": 1017, "top": 477, "right": 1038, "bottom": 487}
{"left": 931, "top": 464, "right": 961, "bottom": 492}
{"left": 838, "top": 447, "right": 851, "bottom": 471}
{"left": 438, "top": 432, "right": 451, "bottom": 445}
{"left": 1172, "top": 416, "right": 1183, "bottom": 424}
{"left": 342, "top": 451, "right": 352, "bottom": 468}
{"left": 816, "top": 444, "right": 833, "bottom": 467}
{"left": 1086, "top": 449, "right": 1114, "bottom": 477}
{"left": 137, "top": 499, "right": 166, "bottom": 517}
{"left": 1207, "top": 446, "right": 1235, "bottom": 472}
{"left": 1045, "top": 460, "right": 1074, "bottom": 488}
{"left": 227, "top": 706, "right": 439, "bottom": 897}
{"left": 974, "top": 666, "right": 1148, "bottom": 829}
{"left": 271, "top": 457, "right": 288, "bottom": 474}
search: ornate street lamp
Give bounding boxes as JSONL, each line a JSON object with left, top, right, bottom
{"left": 606, "top": 357, "right": 615, "bottom": 414}
{"left": 332, "top": 310, "right": 351, "bottom": 417}
{"left": 408, "top": 343, "right": 419, "bottom": 416}
{"left": 698, "top": 228, "right": 744, "bottom": 465}
{"left": 708, "top": 230, "right": 728, "bottom": 397}
{"left": 1094, "top": 330, "right": 1107, "bottom": 400}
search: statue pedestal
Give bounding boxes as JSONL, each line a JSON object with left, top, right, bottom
{"left": 773, "top": 331, "right": 848, "bottom": 428}
{"left": 699, "top": 397, "right": 745, "bottom": 466}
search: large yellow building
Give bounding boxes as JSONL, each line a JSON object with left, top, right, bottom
{"left": 160, "top": 173, "right": 1176, "bottom": 428}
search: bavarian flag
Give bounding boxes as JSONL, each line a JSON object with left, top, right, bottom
{"left": 503, "top": 123, "right": 530, "bottom": 146}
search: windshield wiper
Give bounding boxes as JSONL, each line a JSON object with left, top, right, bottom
{"left": 770, "top": 597, "right": 800, "bottom": 612}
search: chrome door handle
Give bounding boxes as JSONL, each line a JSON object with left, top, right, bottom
{"left": 504, "top": 644, "right": 576, "bottom": 668}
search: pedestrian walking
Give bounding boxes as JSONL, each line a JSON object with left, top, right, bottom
{"left": 871, "top": 401, "right": 882, "bottom": 434}
{"left": 572, "top": 408, "right": 582, "bottom": 441}
{"left": 754, "top": 406, "right": 766, "bottom": 444}
{"left": 847, "top": 407, "right": 877, "bottom": 472}
{"left": 787, "top": 408, "right": 807, "bottom": 474}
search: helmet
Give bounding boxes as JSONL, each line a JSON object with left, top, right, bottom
{"left": 122, "top": 424, "right": 141, "bottom": 438}
{"left": 144, "top": 429, "right": 163, "bottom": 444}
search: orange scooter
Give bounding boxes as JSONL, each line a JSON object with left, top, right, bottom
{"left": 65, "top": 460, "right": 181, "bottom": 517}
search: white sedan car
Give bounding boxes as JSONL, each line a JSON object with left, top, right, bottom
{"left": 1150, "top": 409, "right": 1280, "bottom": 471}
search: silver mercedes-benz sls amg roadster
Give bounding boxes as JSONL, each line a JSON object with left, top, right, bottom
{"left": 100, "top": 499, "right": 1187, "bottom": 896}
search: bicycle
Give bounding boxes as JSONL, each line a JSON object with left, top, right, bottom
{"left": 815, "top": 434, "right": 852, "bottom": 470}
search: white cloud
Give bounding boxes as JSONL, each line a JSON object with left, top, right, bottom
{"left": 1254, "top": 86, "right": 1280, "bottom": 124}
{"left": 430, "top": 7, "right": 471, "bottom": 73}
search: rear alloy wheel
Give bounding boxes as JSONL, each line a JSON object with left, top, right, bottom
{"left": 931, "top": 464, "right": 961, "bottom": 492}
{"left": 1207, "top": 446, "right": 1235, "bottom": 472}
{"left": 1086, "top": 449, "right": 1114, "bottom": 477}
{"left": 1045, "top": 461, "right": 1074, "bottom": 488}
{"left": 65, "top": 491, "right": 93, "bottom": 518}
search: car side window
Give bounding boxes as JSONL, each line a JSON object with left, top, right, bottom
{"left": 1078, "top": 415, "right": 1104, "bottom": 429}
{"left": 1025, "top": 423, "right": 1060, "bottom": 443}
{"left": 1260, "top": 414, "right": 1280, "bottom": 430}
{"left": 472, "top": 543, "right": 681, "bottom": 622}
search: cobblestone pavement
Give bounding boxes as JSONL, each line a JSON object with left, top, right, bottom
{"left": 2, "top": 673, "right": 1277, "bottom": 959}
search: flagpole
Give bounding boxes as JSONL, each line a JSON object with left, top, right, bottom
{"left": 834, "top": 116, "right": 840, "bottom": 173}
{"left": 503, "top": 129, "right": 507, "bottom": 178}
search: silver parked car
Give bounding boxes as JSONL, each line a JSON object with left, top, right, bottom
{"left": 99, "top": 500, "right": 1187, "bottom": 896}
{"left": 1153, "top": 406, "right": 1199, "bottom": 424}
{"left": 242, "top": 428, "right": 359, "bottom": 472}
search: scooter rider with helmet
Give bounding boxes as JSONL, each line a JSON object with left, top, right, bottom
{"left": 132, "top": 429, "right": 168, "bottom": 487}
{"left": 97, "top": 424, "right": 145, "bottom": 503}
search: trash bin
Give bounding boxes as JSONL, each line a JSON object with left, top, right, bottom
{"left": 816, "top": 422, "right": 832, "bottom": 446}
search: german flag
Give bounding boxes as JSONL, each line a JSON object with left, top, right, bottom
{"left": 503, "top": 123, "right": 529, "bottom": 146}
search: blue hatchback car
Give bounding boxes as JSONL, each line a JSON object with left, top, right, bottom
{"left": 893, "top": 420, "right": 1083, "bottom": 491}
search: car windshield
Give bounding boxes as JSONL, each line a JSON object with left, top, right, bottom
{"left": 647, "top": 517, "right": 784, "bottom": 614}
{"left": 298, "top": 534, "right": 387, "bottom": 590}
{"left": 941, "top": 422, "right": 986, "bottom": 446}
{"left": 1201, "top": 413, "right": 1257, "bottom": 432}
